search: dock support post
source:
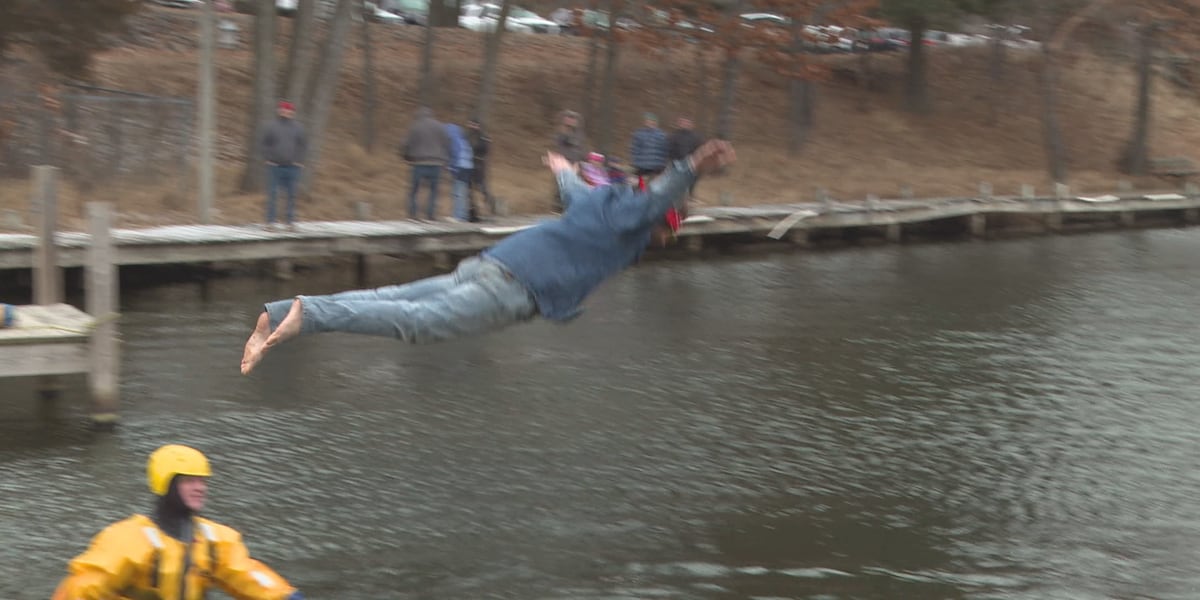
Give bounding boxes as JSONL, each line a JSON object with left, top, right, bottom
{"left": 355, "top": 255, "right": 368, "bottom": 287}
{"left": 432, "top": 252, "right": 452, "bottom": 270}
{"left": 1184, "top": 208, "right": 1200, "bottom": 224}
{"left": 1044, "top": 213, "right": 1063, "bottom": 232}
{"left": 885, "top": 223, "right": 902, "bottom": 243}
{"left": 86, "top": 203, "right": 119, "bottom": 431}
{"left": 1118, "top": 211, "right": 1136, "bottom": 227}
{"left": 788, "top": 229, "right": 810, "bottom": 247}
{"left": 274, "top": 258, "right": 293, "bottom": 280}
{"left": 32, "top": 166, "right": 61, "bottom": 306}
{"left": 31, "top": 166, "right": 63, "bottom": 411}
{"left": 685, "top": 235, "right": 703, "bottom": 253}
{"left": 968, "top": 213, "right": 987, "bottom": 238}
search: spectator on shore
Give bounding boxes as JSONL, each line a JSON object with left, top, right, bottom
{"left": 445, "top": 121, "right": 474, "bottom": 222}
{"left": 581, "top": 152, "right": 610, "bottom": 187}
{"left": 552, "top": 110, "right": 588, "bottom": 212}
{"left": 667, "top": 115, "right": 704, "bottom": 216}
{"left": 260, "top": 99, "right": 307, "bottom": 230}
{"left": 630, "top": 112, "right": 669, "bottom": 187}
{"left": 465, "top": 116, "right": 494, "bottom": 219}
{"left": 400, "top": 107, "right": 452, "bottom": 220}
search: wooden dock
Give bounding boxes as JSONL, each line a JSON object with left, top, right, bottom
{"left": 0, "top": 189, "right": 1195, "bottom": 272}
{"left": 5, "top": 167, "right": 119, "bottom": 429}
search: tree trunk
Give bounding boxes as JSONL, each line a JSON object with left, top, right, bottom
{"left": 299, "top": 0, "right": 355, "bottom": 194}
{"left": 419, "top": 14, "right": 438, "bottom": 106}
{"left": 428, "top": 0, "right": 460, "bottom": 26}
{"left": 282, "top": 0, "right": 317, "bottom": 103}
{"left": 359, "top": 0, "right": 377, "bottom": 150}
{"left": 1119, "top": 23, "right": 1155, "bottom": 175}
{"left": 1039, "top": 45, "right": 1068, "bottom": 183}
{"left": 987, "top": 27, "right": 1008, "bottom": 125}
{"left": 238, "top": 0, "right": 277, "bottom": 193}
{"left": 581, "top": 0, "right": 601, "bottom": 136}
{"left": 475, "top": 0, "right": 512, "bottom": 125}
{"left": 596, "top": 0, "right": 622, "bottom": 155}
{"left": 904, "top": 16, "right": 929, "bottom": 113}
{"left": 713, "top": 48, "right": 741, "bottom": 140}
{"left": 788, "top": 78, "right": 815, "bottom": 154}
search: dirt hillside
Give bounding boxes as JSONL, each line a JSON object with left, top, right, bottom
{"left": 2, "top": 6, "right": 1199, "bottom": 229}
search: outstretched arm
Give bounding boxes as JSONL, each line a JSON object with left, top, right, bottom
{"left": 606, "top": 140, "right": 736, "bottom": 232}
{"left": 545, "top": 151, "right": 590, "bottom": 211}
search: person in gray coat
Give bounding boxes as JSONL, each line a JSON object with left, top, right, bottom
{"left": 400, "top": 107, "right": 452, "bottom": 220}
{"left": 260, "top": 100, "right": 307, "bottom": 228}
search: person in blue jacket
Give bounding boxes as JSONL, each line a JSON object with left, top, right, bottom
{"left": 444, "top": 122, "right": 474, "bottom": 222}
{"left": 240, "top": 140, "right": 736, "bottom": 375}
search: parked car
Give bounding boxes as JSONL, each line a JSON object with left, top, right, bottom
{"left": 381, "top": 0, "right": 427, "bottom": 25}
{"left": 153, "top": 0, "right": 202, "bottom": 8}
{"left": 459, "top": 4, "right": 533, "bottom": 33}
{"left": 364, "top": 1, "right": 405, "bottom": 24}
{"left": 506, "top": 6, "right": 560, "bottom": 34}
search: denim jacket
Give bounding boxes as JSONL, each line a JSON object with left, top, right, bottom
{"left": 484, "top": 160, "right": 696, "bottom": 321}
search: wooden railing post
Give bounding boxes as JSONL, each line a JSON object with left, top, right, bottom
{"left": 30, "top": 165, "right": 61, "bottom": 305}
{"left": 86, "top": 202, "right": 119, "bottom": 430}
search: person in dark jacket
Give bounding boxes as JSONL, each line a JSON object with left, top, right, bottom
{"left": 667, "top": 116, "right": 704, "bottom": 162}
{"left": 554, "top": 110, "right": 587, "bottom": 164}
{"left": 551, "top": 110, "right": 588, "bottom": 213}
{"left": 239, "top": 140, "right": 738, "bottom": 375}
{"left": 666, "top": 116, "right": 705, "bottom": 217}
{"left": 630, "top": 112, "right": 669, "bottom": 184}
{"left": 260, "top": 100, "right": 307, "bottom": 229}
{"left": 465, "top": 117, "right": 493, "bottom": 219}
{"left": 400, "top": 107, "right": 452, "bottom": 220}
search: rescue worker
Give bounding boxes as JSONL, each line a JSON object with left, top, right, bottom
{"left": 51, "top": 444, "right": 304, "bottom": 600}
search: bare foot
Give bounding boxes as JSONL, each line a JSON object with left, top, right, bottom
{"left": 240, "top": 311, "right": 272, "bottom": 375}
{"left": 262, "top": 297, "right": 304, "bottom": 349}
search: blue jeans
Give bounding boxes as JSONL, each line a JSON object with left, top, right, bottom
{"left": 452, "top": 168, "right": 473, "bottom": 221}
{"left": 266, "top": 164, "right": 301, "bottom": 224}
{"left": 264, "top": 256, "right": 537, "bottom": 344}
{"left": 409, "top": 164, "right": 442, "bottom": 219}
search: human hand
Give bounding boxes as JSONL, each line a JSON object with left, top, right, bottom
{"left": 688, "top": 140, "right": 736, "bottom": 177}
{"left": 543, "top": 151, "right": 573, "bottom": 174}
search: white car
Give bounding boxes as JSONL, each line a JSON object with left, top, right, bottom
{"left": 460, "top": 4, "right": 557, "bottom": 34}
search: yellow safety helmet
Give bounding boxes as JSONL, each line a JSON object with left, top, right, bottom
{"left": 146, "top": 444, "right": 211, "bottom": 496}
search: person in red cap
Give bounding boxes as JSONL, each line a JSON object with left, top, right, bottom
{"left": 239, "top": 140, "right": 736, "bottom": 375}
{"left": 260, "top": 100, "right": 307, "bottom": 229}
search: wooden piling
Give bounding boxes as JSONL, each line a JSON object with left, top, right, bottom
{"left": 968, "top": 213, "right": 987, "bottom": 238}
{"left": 1119, "top": 211, "right": 1136, "bottom": 227}
{"left": 86, "top": 203, "right": 119, "bottom": 430}
{"left": 31, "top": 166, "right": 61, "bottom": 407}
{"left": 31, "top": 166, "right": 61, "bottom": 305}
{"left": 885, "top": 223, "right": 903, "bottom": 243}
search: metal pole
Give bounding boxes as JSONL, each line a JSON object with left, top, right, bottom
{"left": 198, "top": 0, "right": 217, "bottom": 224}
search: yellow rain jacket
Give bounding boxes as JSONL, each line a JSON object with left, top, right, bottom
{"left": 51, "top": 514, "right": 297, "bottom": 600}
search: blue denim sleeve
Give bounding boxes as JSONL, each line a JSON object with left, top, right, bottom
{"left": 603, "top": 159, "right": 697, "bottom": 232}
{"left": 556, "top": 168, "right": 591, "bottom": 212}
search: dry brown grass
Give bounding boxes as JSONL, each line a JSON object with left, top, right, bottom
{"left": 1, "top": 7, "right": 1198, "bottom": 231}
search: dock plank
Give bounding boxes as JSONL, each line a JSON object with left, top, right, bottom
{"left": 0, "top": 304, "right": 95, "bottom": 345}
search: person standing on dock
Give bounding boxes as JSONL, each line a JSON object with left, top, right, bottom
{"left": 240, "top": 140, "right": 737, "bottom": 375}
{"left": 261, "top": 100, "right": 307, "bottom": 230}
{"left": 401, "top": 107, "right": 452, "bottom": 221}
{"left": 51, "top": 445, "right": 305, "bottom": 600}
{"left": 630, "top": 112, "right": 669, "bottom": 188}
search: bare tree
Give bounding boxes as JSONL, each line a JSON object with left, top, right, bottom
{"left": 418, "top": 16, "right": 438, "bottom": 105}
{"left": 359, "top": 0, "right": 378, "bottom": 150}
{"left": 300, "top": 0, "right": 356, "bottom": 193}
{"left": 713, "top": 0, "right": 746, "bottom": 139}
{"left": 475, "top": 0, "right": 514, "bottom": 125}
{"left": 596, "top": 0, "right": 625, "bottom": 154}
{"left": 239, "top": 0, "right": 278, "bottom": 193}
{"left": 282, "top": 0, "right": 318, "bottom": 104}
{"left": 1119, "top": 22, "right": 1157, "bottom": 175}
